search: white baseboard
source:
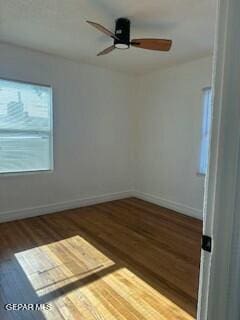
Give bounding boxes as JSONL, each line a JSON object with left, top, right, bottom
{"left": 0, "top": 189, "right": 203, "bottom": 223}
{"left": 0, "top": 190, "right": 134, "bottom": 223}
{"left": 133, "top": 190, "right": 203, "bottom": 220}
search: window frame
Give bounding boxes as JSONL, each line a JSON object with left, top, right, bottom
{"left": 0, "top": 77, "right": 54, "bottom": 176}
{"left": 198, "top": 86, "right": 212, "bottom": 177}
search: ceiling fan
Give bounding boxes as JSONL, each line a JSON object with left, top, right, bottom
{"left": 86, "top": 18, "right": 172, "bottom": 56}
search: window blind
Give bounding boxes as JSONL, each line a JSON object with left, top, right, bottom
{"left": 0, "top": 79, "right": 53, "bottom": 174}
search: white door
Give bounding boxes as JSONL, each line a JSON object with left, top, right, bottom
{"left": 197, "top": 0, "right": 240, "bottom": 318}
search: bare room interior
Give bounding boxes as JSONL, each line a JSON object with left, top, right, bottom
{"left": 0, "top": 1, "right": 217, "bottom": 319}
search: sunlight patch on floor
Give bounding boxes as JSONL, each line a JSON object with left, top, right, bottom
{"left": 15, "top": 235, "right": 115, "bottom": 295}
{"left": 13, "top": 235, "right": 195, "bottom": 320}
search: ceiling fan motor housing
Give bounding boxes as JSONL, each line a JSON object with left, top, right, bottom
{"left": 114, "top": 18, "right": 130, "bottom": 49}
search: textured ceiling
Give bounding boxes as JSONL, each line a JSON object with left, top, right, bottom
{"left": 0, "top": 0, "right": 217, "bottom": 74}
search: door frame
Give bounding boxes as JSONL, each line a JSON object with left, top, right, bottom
{"left": 197, "top": 0, "right": 240, "bottom": 318}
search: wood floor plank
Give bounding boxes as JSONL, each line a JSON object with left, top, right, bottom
{"left": 0, "top": 198, "right": 202, "bottom": 320}
{"left": 68, "top": 209, "right": 199, "bottom": 298}
{"left": 96, "top": 202, "right": 200, "bottom": 265}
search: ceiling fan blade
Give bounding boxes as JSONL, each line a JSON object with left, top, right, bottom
{"left": 131, "top": 39, "right": 172, "bottom": 51}
{"left": 86, "top": 20, "right": 119, "bottom": 40}
{"left": 97, "top": 45, "right": 115, "bottom": 56}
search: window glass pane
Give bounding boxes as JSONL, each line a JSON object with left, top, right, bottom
{"left": 0, "top": 80, "right": 51, "bottom": 131}
{"left": 0, "top": 79, "right": 52, "bottom": 174}
{"left": 199, "top": 88, "right": 212, "bottom": 175}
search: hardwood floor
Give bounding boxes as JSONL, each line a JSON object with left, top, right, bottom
{"left": 0, "top": 198, "right": 202, "bottom": 320}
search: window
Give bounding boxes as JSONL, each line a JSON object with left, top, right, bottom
{"left": 0, "top": 79, "right": 53, "bottom": 174}
{"left": 198, "top": 87, "right": 212, "bottom": 175}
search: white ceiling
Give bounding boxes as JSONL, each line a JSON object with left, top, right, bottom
{"left": 0, "top": 0, "right": 217, "bottom": 74}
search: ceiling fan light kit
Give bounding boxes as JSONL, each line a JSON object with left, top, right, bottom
{"left": 114, "top": 18, "right": 130, "bottom": 49}
{"left": 87, "top": 17, "right": 172, "bottom": 56}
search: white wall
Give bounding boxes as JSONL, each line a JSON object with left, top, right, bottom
{"left": 0, "top": 43, "right": 213, "bottom": 222}
{"left": 134, "top": 57, "right": 213, "bottom": 219}
{"left": 0, "top": 43, "right": 134, "bottom": 221}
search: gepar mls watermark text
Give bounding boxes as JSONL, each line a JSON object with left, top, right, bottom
{"left": 4, "top": 304, "right": 51, "bottom": 311}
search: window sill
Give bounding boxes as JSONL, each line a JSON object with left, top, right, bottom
{"left": 0, "top": 169, "right": 54, "bottom": 177}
